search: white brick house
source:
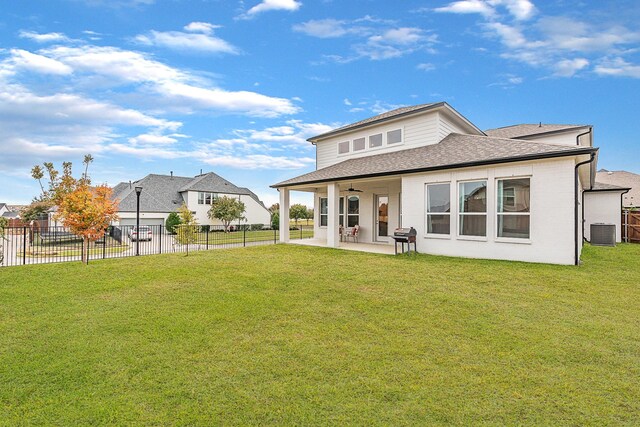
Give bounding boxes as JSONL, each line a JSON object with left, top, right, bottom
{"left": 273, "top": 102, "right": 627, "bottom": 265}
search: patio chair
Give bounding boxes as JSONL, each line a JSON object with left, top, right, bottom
{"left": 345, "top": 225, "right": 360, "bottom": 243}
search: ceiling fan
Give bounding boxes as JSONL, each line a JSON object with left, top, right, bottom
{"left": 346, "top": 183, "right": 363, "bottom": 193}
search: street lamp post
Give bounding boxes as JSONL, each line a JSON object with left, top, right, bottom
{"left": 135, "top": 186, "right": 142, "bottom": 256}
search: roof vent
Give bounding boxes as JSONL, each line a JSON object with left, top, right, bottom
{"left": 170, "top": 171, "right": 173, "bottom": 179}
{"left": 538, "top": 122, "right": 542, "bottom": 127}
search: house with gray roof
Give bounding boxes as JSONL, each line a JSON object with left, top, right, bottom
{"left": 273, "top": 102, "right": 623, "bottom": 265}
{"left": 112, "top": 172, "right": 271, "bottom": 227}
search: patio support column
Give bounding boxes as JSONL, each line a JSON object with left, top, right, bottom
{"left": 327, "top": 182, "right": 340, "bottom": 248}
{"left": 279, "top": 187, "right": 290, "bottom": 243}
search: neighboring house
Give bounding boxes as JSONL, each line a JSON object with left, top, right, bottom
{"left": 0, "top": 204, "right": 22, "bottom": 221}
{"left": 112, "top": 172, "right": 271, "bottom": 227}
{"left": 594, "top": 169, "right": 640, "bottom": 208}
{"left": 273, "top": 102, "right": 622, "bottom": 265}
{"left": 0, "top": 203, "right": 8, "bottom": 218}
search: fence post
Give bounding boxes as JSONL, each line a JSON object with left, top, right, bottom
{"left": 206, "top": 228, "right": 209, "bottom": 250}
{"left": 300, "top": 225, "right": 303, "bottom": 240}
{"left": 22, "top": 226, "right": 27, "bottom": 265}
{"left": 274, "top": 227, "right": 277, "bottom": 244}
{"left": 103, "top": 231, "right": 107, "bottom": 259}
{"left": 243, "top": 226, "right": 246, "bottom": 247}
{"left": 159, "top": 226, "right": 163, "bottom": 254}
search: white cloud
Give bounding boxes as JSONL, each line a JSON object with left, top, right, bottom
{"left": 434, "top": 0, "right": 535, "bottom": 20}
{"left": 343, "top": 98, "right": 352, "bottom": 105}
{"left": 292, "top": 19, "right": 351, "bottom": 38}
{"left": 416, "top": 62, "right": 436, "bottom": 71}
{"left": 134, "top": 27, "right": 238, "bottom": 54}
{"left": 184, "top": 22, "right": 220, "bottom": 34}
{"left": 18, "top": 30, "right": 71, "bottom": 43}
{"left": 434, "top": 0, "right": 494, "bottom": 17}
{"left": 241, "top": 0, "right": 302, "bottom": 19}
{"left": 40, "top": 45, "right": 300, "bottom": 116}
{"left": 553, "top": 58, "right": 589, "bottom": 77}
{"left": 128, "top": 133, "right": 180, "bottom": 145}
{"left": 296, "top": 17, "right": 437, "bottom": 62}
{"left": 8, "top": 49, "right": 73, "bottom": 75}
{"left": 594, "top": 57, "right": 640, "bottom": 78}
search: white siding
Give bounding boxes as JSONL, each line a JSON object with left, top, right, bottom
{"left": 584, "top": 191, "right": 623, "bottom": 242}
{"left": 437, "top": 111, "right": 469, "bottom": 141}
{"left": 525, "top": 128, "right": 591, "bottom": 147}
{"left": 316, "top": 111, "right": 441, "bottom": 169}
{"left": 401, "top": 158, "right": 577, "bottom": 265}
{"left": 185, "top": 191, "right": 271, "bottom": 226}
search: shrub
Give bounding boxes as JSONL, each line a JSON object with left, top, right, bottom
{"left": 250, "top": 224, "right": 264, "bottom": 231}
{"left": 271, "top": 212, "right": 279, "bottom": 230}
{"left": 165, "top": 212, "right": 181, "bottom": 234}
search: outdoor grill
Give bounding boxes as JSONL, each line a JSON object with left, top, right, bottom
{"left": 392, "top": 227, "right": 417, "bottom": 254}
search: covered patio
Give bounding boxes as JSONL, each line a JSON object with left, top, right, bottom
{"left": 276, "top": 176, "right": 402, "bottom": 251}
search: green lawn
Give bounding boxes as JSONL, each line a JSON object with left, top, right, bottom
{"left": 0, "top": 244, "right": 638, "bottom": 425}
{"left": 194, "top": 228, "right": 313, "bottom": 245}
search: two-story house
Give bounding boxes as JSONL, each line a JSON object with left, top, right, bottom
{"left": 273, "top": 102, "right": 627, "bottom": 265}
{"left": 113, "top": 172, "right": 271, "bottom": 228}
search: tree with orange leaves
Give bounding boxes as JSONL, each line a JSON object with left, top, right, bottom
{"left": 31, "top": 155, "right": 119, "bottom": 264}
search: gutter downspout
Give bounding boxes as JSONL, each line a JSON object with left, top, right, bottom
{"left": 582, "top": 189, "right": 589, "bottom": 244}
{"left": 575, "top": 152, "right": 596, "bottom": 265}
{"left": 576, "top": 127, "right": 592, "bottom": 146}
{"left": 621, "top": 189, "right": 630, "bottom": 242}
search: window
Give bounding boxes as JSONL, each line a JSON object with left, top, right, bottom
{"left": 353, "top": 137, "right": 366, "bottom": 151}
{"left": 198, "top": 192, "right": 218, "bottom": 205}
{"left": 459, "top": 181, "right": 487, "bottom": 237}
{"left": 338, "top": 140, "right": 350, "bottom": 154}
{"left": 346, "top": 196, "right": 359, "bottom": 227}
{"left": 426, "top": 183, "right": 450, "bottom": 235}
{"left": 320, "top": 197, "right": 328, "bottom": 227}
{"left": 369, "top": 133, "right": 383, "bottom": 148}
{"left": 497, "top": 178, "right": 530, "bottom": 239}
{"left": 387, "top": 129, "right": 402, "bottom": 144}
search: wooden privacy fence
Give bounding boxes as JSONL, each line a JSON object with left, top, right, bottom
{"left": 622, "top": 210, "right": 640, "bottom": 243}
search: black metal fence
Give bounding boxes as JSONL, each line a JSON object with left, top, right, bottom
{"left": 0, "top": 224, "right": 314, "bottom": 267}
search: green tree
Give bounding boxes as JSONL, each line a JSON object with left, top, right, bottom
{"left": 289, "top": 204, "right": 307, "bottom": 226}
{"left": 271, "top": 211, "right": 279, "bottom": 230}
{"left": 165, "top": 212, "right": 181, "bottom": 234}
{"left": 208, "top": 196, "right": 246, "bottom": 233}
{"left": 305, "top": 208, "right": 314, "bottom": 225}
{"left": 175, "top": 204, "right": 198, "bottom": 248}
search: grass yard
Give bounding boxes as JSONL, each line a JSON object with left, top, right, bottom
{"left": 194, "top": 228, "right": 313, "bottom": 245}
{"left": 0, "top": 244, "right": 638, "bottom": 425}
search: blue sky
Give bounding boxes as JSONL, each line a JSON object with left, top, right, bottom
{"left": 1, "top": 0, "right": 639, "bottom": 207}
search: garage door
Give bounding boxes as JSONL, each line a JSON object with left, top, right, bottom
{"left": 119, "top": 218, "right": 165, "bottom": 226}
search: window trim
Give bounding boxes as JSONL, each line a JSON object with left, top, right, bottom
{"left": 337, "top": 140, "right": 350, "bottom": 156}
{"left": 457, "top": 179, "right": 488, "bottom": 240}
{"left": 319, "top": 195, "right": 359, "bottom": 228}
{"left": 368, "top": 133, "right": 383, "bottom": 149}
{"left": 352, "top": 137, "right": 366, "bottom": 152}
{"left": 495, "top": 176, "right": 532, "bottom": 242}
{"left": 319, "top": 197, "right": 328, "bottom": 227}
{"left": 386, "top": 128, "right": 403, "bottom": 145}
{"left": 425, "top": 182, "right": 451, "bottom": 238}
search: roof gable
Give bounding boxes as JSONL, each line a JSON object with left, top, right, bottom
{"left": 308, "top": 102, "right": 483, "bottom": 142}
{"left": 273, "top": 133, "right": 596, "bottom": 188}
{"left": 485, "top": 124, "right": 590, "bottom": 139}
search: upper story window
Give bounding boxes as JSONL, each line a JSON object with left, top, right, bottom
{"left": 369, "top": 133, "right": 383, "bottom": 148}
{"left": 497, "top": 178, "right": 530, "bottom": 239}
{"left": 198, "top": 192, "right": 218, "bottom": 205}
{"left": 387, "top": 129, "right": 402, "bottom": 144}
{"left": 459, "top": 181, "right": 487, "bottom": 237}
{"left": 353, "top": 137, "right": 366, "bottom": 151}
{"left": 338, "top": 140, "right": 350, "bottom": 154}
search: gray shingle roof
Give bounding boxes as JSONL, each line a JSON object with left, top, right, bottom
{"left": 114, "top": 174, "right": 191, "bottom": 213}
{"left": 591, "top": 182, "right": 630, "bottom": 191}
{"left": 113, "top": 172, "right": 268, "bottom": 213}
{"left": 309, "top": 103, "right": 442, "bottom": 141}
{"left": 179, "top": 172, "right": 246, "bottom": 194}
{"left": 485, "top": 124, "right": 589, "bottom": 139}
{"left": 272, "top": 133, "right": 596, "bottom": 188}
{"left": 595, "top": 170, "right": 640, "bottom": 207}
